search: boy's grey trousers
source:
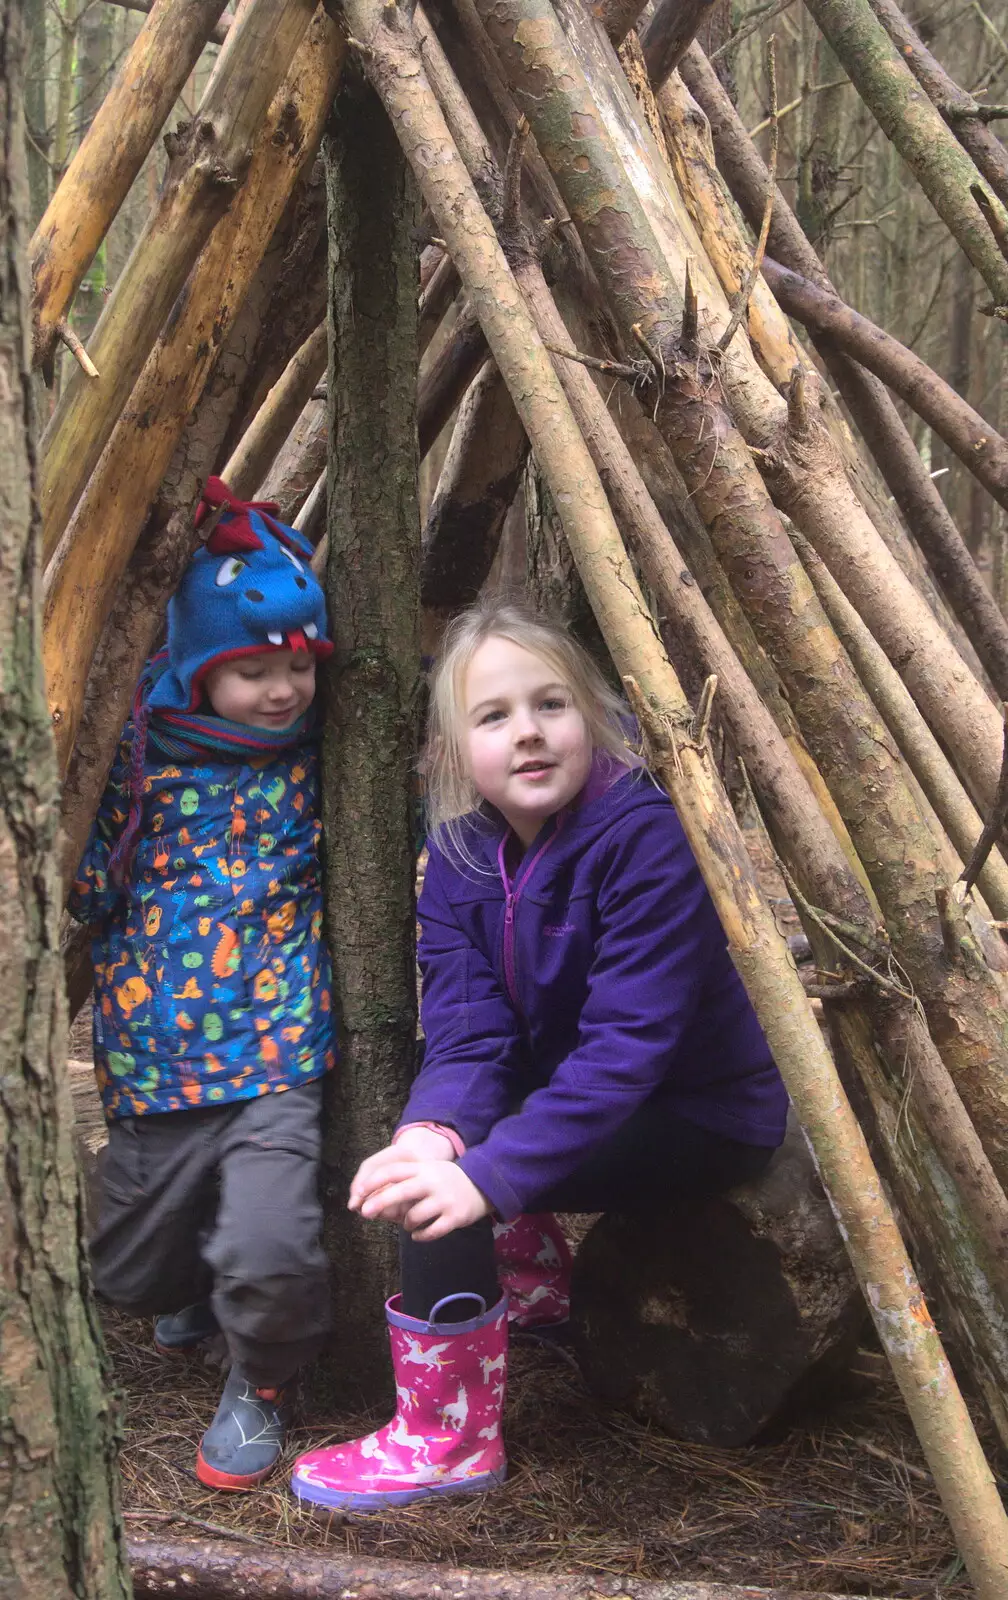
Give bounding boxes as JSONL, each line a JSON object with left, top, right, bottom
{"left": 90, "top": 1079, "right": 330, "bottom": 1386}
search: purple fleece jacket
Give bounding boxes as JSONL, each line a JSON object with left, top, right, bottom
{"left": 401, "top": 758, "right": 788, "bottom": 1220}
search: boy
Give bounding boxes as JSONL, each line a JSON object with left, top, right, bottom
{"left": 71, "top": 478, "right": 335, "bottom": 1490}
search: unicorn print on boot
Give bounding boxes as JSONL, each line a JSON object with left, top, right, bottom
{"left": 291, "top": 1293, "right": 508, "bottom": 1511}
{"left": 493, "top": 1213, "right": 572, "bottom": 1329}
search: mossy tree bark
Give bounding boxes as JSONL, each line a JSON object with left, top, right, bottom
{"left": 321, "top": 68, "right": 422, "bottom": 1402}
{"left": 800, "top": 0, "right": 1008, "bottom": 309}
{"left": 0, "top": 9, "right": 129, "bottom": 1593}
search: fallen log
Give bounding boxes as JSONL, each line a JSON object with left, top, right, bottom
{"left": 126, "top": 1535, "right": 871, "bottom": 1600}
{"left": 571, "top": 1118, "right": 866, "bottom": 1445}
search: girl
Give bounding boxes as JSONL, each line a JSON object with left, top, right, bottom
{"left": 291, "top": 602, "right": 788, "bottom": 1511}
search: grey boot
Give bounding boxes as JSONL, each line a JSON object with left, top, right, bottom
{"left": 196, "top": 1365, "right": 290, "bottom": 1490}
{"left": 153, "top": 1301, "right": 219, "bottom": 1354}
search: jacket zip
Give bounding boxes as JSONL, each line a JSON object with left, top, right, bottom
{"left": 497, "top": 816, "right": 566, "bottom": 1012}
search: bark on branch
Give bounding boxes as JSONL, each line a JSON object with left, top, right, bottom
{"left": 641, "top": 0, "right": 726, "bottom": 86}
{"left": 678, "top": 41, "right": 1008, "bottom": 700}
{"left": 763, "top": 257, "right": 1008, "bottom": 514}
{"left": 865, "top": 0, "right": 1008, "bottom": 210}
{"left": 127, "top": 1535, "right": 869, "bottom": 1600}
{"left": 802, "top": 0, "right": 1008, "bottom": 310}
{"left": 30, "top": 0, "right": 231, "bottom": 370}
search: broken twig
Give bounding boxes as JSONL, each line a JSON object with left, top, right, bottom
{"left": 542, "top": 341, "right": 646, "bottom": 382}
{"left": 57, "top": 320, "right": 99, "bottom": 379}
{"left": 503, "top": 114, "right": 531, "bottom": 237}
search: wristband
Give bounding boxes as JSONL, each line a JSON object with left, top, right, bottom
{"left": 394, "top": 1121, "right": 466, "bottom": 1158}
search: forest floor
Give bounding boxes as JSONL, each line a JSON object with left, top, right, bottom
{"left": 67, "top": 827, "right": 989, "bottom": 1599}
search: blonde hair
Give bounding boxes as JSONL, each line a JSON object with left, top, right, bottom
{"left": 424, "top": 600, "right": 636, "bottom": 856}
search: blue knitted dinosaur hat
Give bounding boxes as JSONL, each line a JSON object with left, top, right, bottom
{"left": 148, "top": 477, "right": 333, "bottom": 714}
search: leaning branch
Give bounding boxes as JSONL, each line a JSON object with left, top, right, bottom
{"left": 866, "top": 0, "right": 1008, "bottom": 210}
{"left": 679, "top": 40, "right": 1008, "bottom": 701}
{"left": 717, "top": 36, "right": 777, "bottom": 354}
{"left": 960, "top": 705, "right": 1008, "bottom": 900}
{"left": 763, "top": 256, "right": 1008, "bottom": 513}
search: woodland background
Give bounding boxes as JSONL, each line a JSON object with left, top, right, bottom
{"left": 26, "top": 0, "right": 1008, "bottom": 571}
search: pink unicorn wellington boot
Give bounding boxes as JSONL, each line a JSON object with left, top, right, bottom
{"left": 493, "top": 1213, "right": 572, "bottom": 1329}
{"left": 291, "top": 1292, "right": 508, "bottom": 1511}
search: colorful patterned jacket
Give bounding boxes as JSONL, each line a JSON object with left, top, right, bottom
{"left": 70, "top": 719, "right": 336, "bottom": 1121}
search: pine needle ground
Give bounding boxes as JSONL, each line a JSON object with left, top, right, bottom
{"left": 107, "top": 1299, "right": 978, "bottom": 1599}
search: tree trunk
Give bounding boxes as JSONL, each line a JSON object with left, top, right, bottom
{"left": 320, "top": 69, "right": 421, "bottom": 1402}
{"left": 0, "top": 10, "right": 129, "bottom": 1592}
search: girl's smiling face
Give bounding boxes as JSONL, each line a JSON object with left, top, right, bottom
{"left": 462, "top": 635, "right": 593, "bottom": 845}
{"left": 204, "top": 649, "right": 315, "bottom": 730}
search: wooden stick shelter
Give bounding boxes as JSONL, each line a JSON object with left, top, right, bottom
{"left": 19, "top": 0, "right": 1008, "bottom": 1591}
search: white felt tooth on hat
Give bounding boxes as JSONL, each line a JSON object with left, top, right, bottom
{"left": 268, "top": 631, "right": 284, "bottom": 646}
{"left": 304, "top": 622, "right": 319, "bottom": 639}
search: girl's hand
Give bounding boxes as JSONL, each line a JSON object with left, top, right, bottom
{"left": 349, "top": 1129, "right": 456, "bottom": 1214}
{"left": 353, "top": 1158, "right": 490, "bottom": 1240}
